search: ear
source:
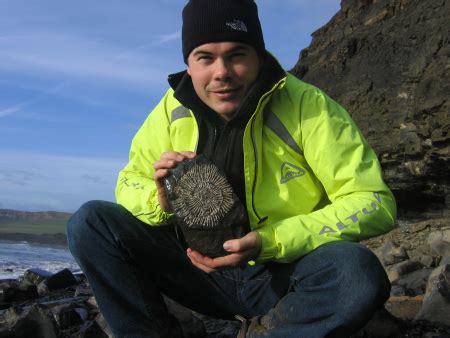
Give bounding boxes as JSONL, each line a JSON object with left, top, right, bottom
{"left": 187, "top": 66, "right": 191, "bottom": 76}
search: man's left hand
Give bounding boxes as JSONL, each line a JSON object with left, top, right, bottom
{"left": 187, "top": 231, "right": 262, "bottom": 273}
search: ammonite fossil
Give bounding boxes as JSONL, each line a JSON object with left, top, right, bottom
{"left": 163, "top": 156, "right": 248, "bottom": 257}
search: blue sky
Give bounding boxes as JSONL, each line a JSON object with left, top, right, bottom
{"left": 0, "top": 1, "right": 341, "bottom": 212}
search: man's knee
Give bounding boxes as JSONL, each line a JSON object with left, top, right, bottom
{"left": 324, "top": 242, "right": 390, "bottom": 323}
{"left": 66, "top": 200, "right": 110, "bottom": 255}
{"left": 301, "top": 242, "right": 389, "bottom": 311}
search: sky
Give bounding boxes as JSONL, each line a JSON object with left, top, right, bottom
{"left": 0, "top": 0, "right": 341, "bottom": 212}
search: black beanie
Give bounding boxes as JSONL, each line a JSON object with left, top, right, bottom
{"left": 182, "top": 0, "right": 265, "bottom": 62}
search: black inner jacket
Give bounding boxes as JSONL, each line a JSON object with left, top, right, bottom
{"left": 167, "top": 53, "right": 286, "bottom": 234}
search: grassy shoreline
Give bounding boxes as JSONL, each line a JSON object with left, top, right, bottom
{"left": 0, "top": 219, "right": 69, "bottom": 247}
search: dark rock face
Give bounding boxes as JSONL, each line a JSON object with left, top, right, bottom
{"left": 291, "top": 0, "right": 450, "bottom": 218}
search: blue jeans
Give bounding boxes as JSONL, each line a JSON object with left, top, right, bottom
{"left": 67, "top": 200, "right": 390, "bottom": 338}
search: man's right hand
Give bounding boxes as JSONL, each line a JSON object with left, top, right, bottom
{"left": 153, "top": 151, "right": 196, "bottom": 212}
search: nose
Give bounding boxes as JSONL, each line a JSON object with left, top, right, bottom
{"left": 213, "top": 58, "right": 232, "bottom": 81}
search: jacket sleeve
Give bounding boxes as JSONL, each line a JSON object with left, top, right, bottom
{"left": 255, "top": 87, "right": 397, "bottom": 263}
{"left": 115, "top": 90, "right": 174, "bottom": 225}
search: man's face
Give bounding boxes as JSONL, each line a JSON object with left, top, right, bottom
{"left": 187, "top": 42, "right": 261, "bottom": 120}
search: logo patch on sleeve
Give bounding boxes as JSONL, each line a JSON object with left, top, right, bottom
{"left": 280, "top": 162, "right": 306, "bottom": 184}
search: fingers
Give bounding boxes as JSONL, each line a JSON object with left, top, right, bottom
{"left": 187, "top": 249, "right": 217, "bottom": 273}
{"left": 154, "top": 151, "right": 196, "bottom": 169}
{"left": 152, "top": 151, "right": 196, "bottom": 212}
{"left": 187, "top": 248, "right": 248, "bottom": 273}
{"left": 223, "top": 231, "right": 261, "bottom": 254}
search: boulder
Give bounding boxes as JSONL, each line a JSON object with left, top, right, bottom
{"left": 51, "top": 304, "right": 86, "bottom": 330}
{"left": 0, "top": 282, "right": 38, "bottom": 304}
{"left": 386, "top": 260, "right": 424, "bottom": 283}
{"left": 351, "top": 307, "right": 403, "bottom": 337}
{"left": 440, "top": 256, "right": 450, "bottom": 266}
{"left": 416, "top": 264, "right": 450, "bottom": 326}
{"left": 0, "top": 305, "right": 57, "bottom": 338}
{"left": 37, "top": 268, "right": 77, "bottom": 295}
{"left": 385, "top": 295, "right": 424, "bottom": 320}
{"left": 394, "top": 267, "right": 433, "bottom": 296}
{"left": 381, "top": 241, "right": 408, "bottom": 266}
{"left": 23, "top": 268, "right": 53, "bottom": 285}
{"left": 427, "top": 228, "right": 450, "bottom": 257}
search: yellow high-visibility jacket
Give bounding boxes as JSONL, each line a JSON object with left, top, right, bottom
{"left": 116, "top": 72, "right": 396, "bottom": 264}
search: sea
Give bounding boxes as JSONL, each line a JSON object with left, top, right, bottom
{"left": 0, "top": 240, "right": 80, "bottom": 280}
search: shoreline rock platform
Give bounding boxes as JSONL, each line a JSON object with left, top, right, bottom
{"left": 1, "top": 217, "right": 449, "bottom": 337}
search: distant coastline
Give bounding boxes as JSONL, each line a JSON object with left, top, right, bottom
{"left": 0, "top": 208, "right": 70, "bottom": 248}
{"left": 0, "top": 232, "right": 68, "bottom": 247}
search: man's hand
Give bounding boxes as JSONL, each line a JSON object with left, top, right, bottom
{"left": 153, "top": 151, "right": 196, "bottom": 212}
{"left": 187, "top": 231, "right": 262, "bottom": 273}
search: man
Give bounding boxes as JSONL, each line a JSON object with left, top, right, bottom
{"left": 67, "top": 1, "right": 396, "bottom": 337}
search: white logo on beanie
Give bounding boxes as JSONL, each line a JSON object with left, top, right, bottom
{"left": 226, "top": 19, "right": 248, "bottom": 32}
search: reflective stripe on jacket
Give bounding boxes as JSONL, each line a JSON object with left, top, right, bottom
{"left": 115, "top": 73, "right": 396, "bottom": 263}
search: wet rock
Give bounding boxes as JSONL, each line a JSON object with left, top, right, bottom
{"left": 87, "top": 296, "right": 98, "bottom": 308}
{"left": 427, "top": 228, "right": 450, "bottom": 257}
{"left": 0, "top": 305, "right": 57, "bottom": 338}
{"left": 38, "top": 296, "right": 87, "bottom": 309}
{"left": 386, "top": 260, "right": 424, "bottom": 283}
{"left": 23, "top": 268, "right": 53, "bottom": 285}
{"left": 95, "top": 312, "right": 114, "bottom": 338}
{"left": 0, "top": 283, "right": 38, "bottom": 304}
{"left": 385, "top": 295, "right": 424, "bottom": 320}
{"left": 73, "top": 319, "right": 109, "bottom": 338}
{"left": 164, "top": 156, "right": 248, "bottom": 258}
{"left": 407, "top": 250, "right": 438, "bottom": 268}
{"left": 351, "top": 307, "right": 403, "bottom": 337}
{"left": 381, "top": 241, "right": 409, "bottom": 266}
{"left": 38, "top": 268, "right": 77, "bottom": 295}
{"left": 416, "top": 264, "right": 450, "bottom": 326}
{"left": 75, "top": 284, "right": 93, "bottom": 297}
{"left": 390, "top": 284, "right": 406, "bottom": 296}
{"left": 440, "top": 256, "right": 450, "bottom": 266}
{"left": 51, "top": 304, "right": 86, "bottom": 330}
{"left": 394, "top": 267, "right": 433, "bottom": 296}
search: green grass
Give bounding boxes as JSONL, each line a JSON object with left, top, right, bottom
{"left": 0, "top": 219, "right": 68, "bottom": 235}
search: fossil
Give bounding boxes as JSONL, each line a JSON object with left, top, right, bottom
{"left": 164, "top": 156, "right": 248, "bottom": 257}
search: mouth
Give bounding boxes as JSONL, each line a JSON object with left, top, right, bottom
{"left": 211, "top": 87, "right": 241, "bottom": 99}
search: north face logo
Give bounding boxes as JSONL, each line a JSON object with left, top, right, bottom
{"left": 226, "top": 19, "right": 248, "bottom": 32}
{"left": 280, "top": 162, "right": 306, "bottom": 184}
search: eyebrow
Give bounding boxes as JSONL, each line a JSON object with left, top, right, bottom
{"left": 192, "top": 44, "right": 250, "bottom": 57}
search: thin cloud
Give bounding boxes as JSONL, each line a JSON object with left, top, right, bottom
{"left": 0, "top": 81, "right": 71, "bottom": 120}
{"left": 0, "top": 151, "right": 126, "bottom": 212}
{"left": 0, "top": 169, "right": 44, "bottom": 186}
{"left": 81, "top": 174, "right": 103, "bottom": 184}
{"left": 156, "top": 31, "right": 181, "bottom": 44}
{"left": 0, "top": 33, "right": 175, "bottom": 89}
{"left": 0, "top": 107, "right": 21, "bottom": 118}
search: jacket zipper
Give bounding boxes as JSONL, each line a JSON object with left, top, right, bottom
{"left": 249, "top": 77, "right": 286, "bottom": 224}
{"left": 250, "top": 115, "right": 262, "bottom": 222}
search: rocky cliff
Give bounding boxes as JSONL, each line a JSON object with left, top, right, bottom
{"left": 291, "top": 0, "right": 449, "bottom": 219}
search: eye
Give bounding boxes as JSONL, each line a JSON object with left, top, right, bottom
{"left": 196, "top": 55, "right": 212, "bottom": 62}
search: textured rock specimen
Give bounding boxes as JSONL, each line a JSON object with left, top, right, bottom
{"left": 292, "top": 0, "right": 450, "bottom": 217}
{"left": 164, "top": 156, "right": 248, "bottom": 257}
